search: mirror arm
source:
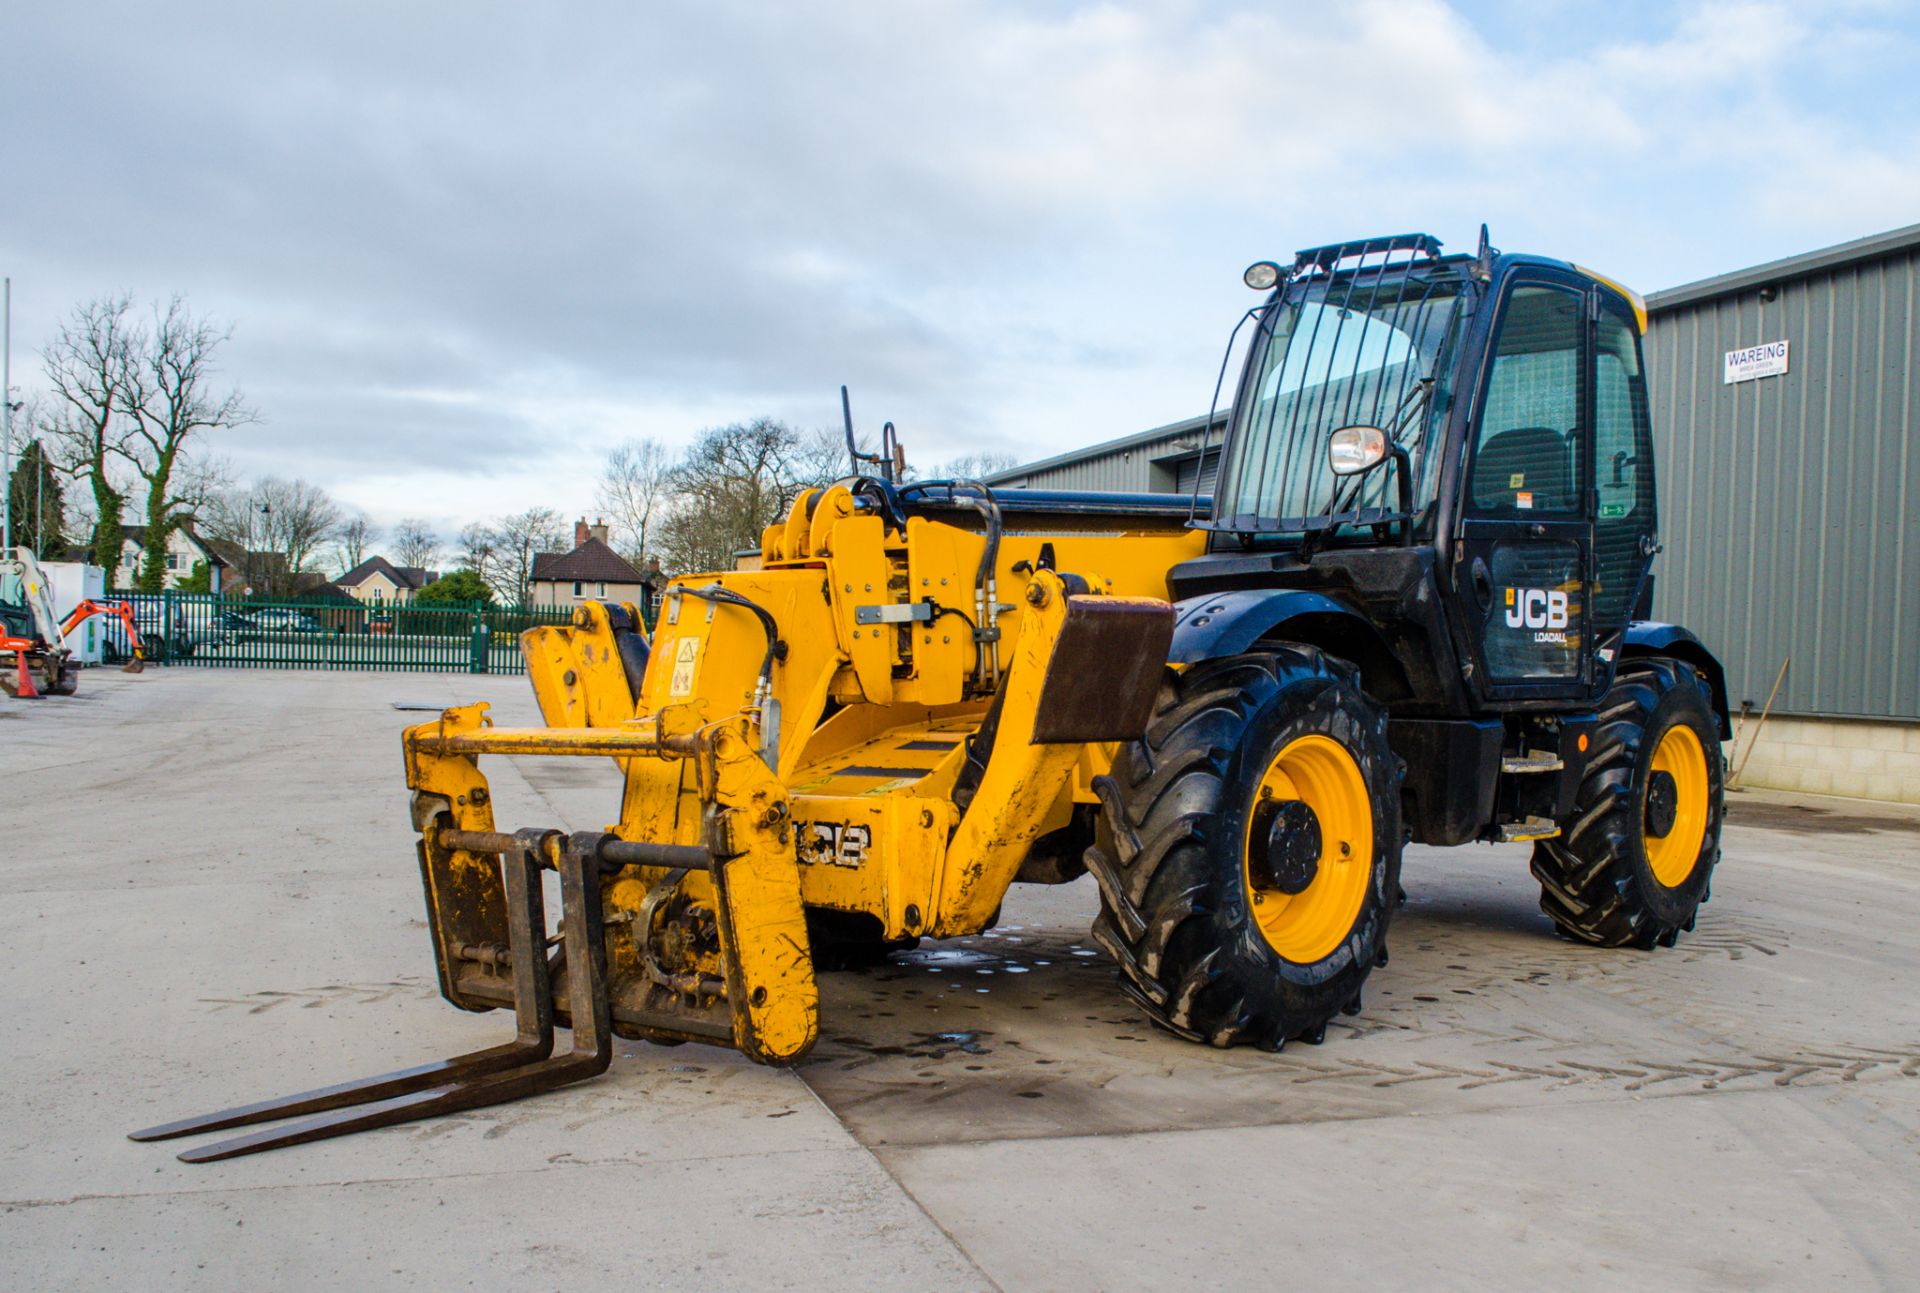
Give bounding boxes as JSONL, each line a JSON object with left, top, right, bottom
{"left": 1392, "top": 445, "right": 1414, "bottom": 545}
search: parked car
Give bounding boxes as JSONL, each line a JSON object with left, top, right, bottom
{"left": 98, "top": 604, "right": 218, "bottom": 660}
{"left": 246, "top": 608, "right": 325, "bottom": 634}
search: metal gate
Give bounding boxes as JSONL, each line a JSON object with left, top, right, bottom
{"left": 107, "top": 593, "right": 579, "bottom": 674}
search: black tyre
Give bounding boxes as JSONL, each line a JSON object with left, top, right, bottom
{"left": 1532, "top": 655, "right": 1724, "bottom": 948}
{"left": 1086, "top": 646, "right": 1402, "bottom": 1050}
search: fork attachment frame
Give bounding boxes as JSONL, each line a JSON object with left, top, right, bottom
{"left": 129, "top": 828, "right": 639, "bottom": 1162}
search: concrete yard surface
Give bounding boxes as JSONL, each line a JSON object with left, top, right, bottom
{"left": 2, "top": 668, "right": 1916, "bottom": 1291}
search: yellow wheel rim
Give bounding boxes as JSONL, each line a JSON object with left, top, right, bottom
{"left": 1645, "top": 722, "right": 1709, "bottom": 887}
{"left": 1242, "top": 734, "right": 1373, "bottom": 964}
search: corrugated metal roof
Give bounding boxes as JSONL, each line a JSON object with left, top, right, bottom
{"left": 1647, "top": 222, "right": 1920, "bottom": 313}
{"left": 984, "top": 411, "right": 1222, "bottom": 487}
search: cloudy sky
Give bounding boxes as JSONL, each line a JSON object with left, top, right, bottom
{"left": 4, "top": 1, "right": 1917, "bottom": 536}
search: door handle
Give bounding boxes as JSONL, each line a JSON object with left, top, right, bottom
{"left": 1470, "top": 557, "right": 1493, "bottom": 611}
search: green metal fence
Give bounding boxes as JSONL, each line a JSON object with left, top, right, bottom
{"left": 106, "top": 593, "right": 578, "bottom": 674}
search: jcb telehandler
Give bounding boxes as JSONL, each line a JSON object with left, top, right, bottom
{"left": 135, "top": 230, "right": 1728, "bottom": 1160}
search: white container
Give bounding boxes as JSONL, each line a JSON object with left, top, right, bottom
{"left": 41, "top": 561, "right": 108, "bottom": 664}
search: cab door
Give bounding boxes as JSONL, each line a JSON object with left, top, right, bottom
{"left": 1451, "top": 275, "right": 1593, "bottom": 701}
{"left": 1588, "top": 296, "right": 1659, "bottom": 655}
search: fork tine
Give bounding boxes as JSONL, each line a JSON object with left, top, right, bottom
{"left": 131, "top": 837, "right": 555, "bottom": 1144}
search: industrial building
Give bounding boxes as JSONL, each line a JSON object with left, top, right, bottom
{"left": 988, "top": 224, "right": 1920, "bottom": 803}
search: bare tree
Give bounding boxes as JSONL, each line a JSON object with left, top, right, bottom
{"left": 391, "top": 517, "right": 438, "bottom": 568}
{"left": 455, "top": 522, "right": 495, "bottom": 577}
{"left": 337, "top": 513, "right": 377, "bottom": 571}
{"left": 928, "top": 450, "right": 1020, "bottom": 481}
{"left": 654, "top": 418, "right": 815, "bottom": 576}
{"left": 205, "top": 477, "right": 343, "bottom": 596}
{"left": 169, "top": 453, "right": 234, "bottom": 520}
{"left": 791, "top": 426, "right": 860, "bottom": 490}
{"left": 481, "top": 506, "right": 566, "bottom": 605}
{"left": 595, "top": 438, "right": 672, "bottom": 564}
{"left": 41, "top": 295, "right": 137, "bottom": 571}
{"left": 119, "top": 297, "right": 258, "bottom": 591}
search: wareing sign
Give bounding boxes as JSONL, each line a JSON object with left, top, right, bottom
{"left": 1724, "top": 340, "right": 1789, "bottom": 384}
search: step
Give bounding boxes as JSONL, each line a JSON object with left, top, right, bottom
{"left": 1497, "top": 816, "right": 1562, "bottom": 843}
{"left": 1501, "top": 753, "right": 1564, "bottom": 774}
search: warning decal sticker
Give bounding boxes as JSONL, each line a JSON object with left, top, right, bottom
{"left": 669, "top": 636, "right": 701, "bottom": 698}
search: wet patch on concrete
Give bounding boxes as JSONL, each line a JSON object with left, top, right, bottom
{"left": 795, "top": 845, "right": 1919, "bottom": 1151}
{"left": 1726, "top": 795, "right": 1920, "bottom": 835}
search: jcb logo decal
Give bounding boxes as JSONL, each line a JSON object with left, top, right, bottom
{"left": 801, "top": 822, "right": 871, "bottom": 868}
{"left": 1504, "top": 587, "right": 1569, "bottom": 632}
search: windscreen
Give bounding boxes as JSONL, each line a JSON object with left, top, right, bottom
{"left": 1210, "top": 268, "right": 1466, "bottom": 534}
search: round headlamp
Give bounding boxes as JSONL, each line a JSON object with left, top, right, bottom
{"left": 1243, "top": 261, "right": 1282, "bottom": 291}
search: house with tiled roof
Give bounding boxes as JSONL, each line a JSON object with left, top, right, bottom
{"left": 530, "top": 519, "right": 662, "bottom": 613}
{"left": 337, "top": 555, "right": 440, "bottom": 605}
{"left": 112, "top": 523, "right": 230, "bottom": 592}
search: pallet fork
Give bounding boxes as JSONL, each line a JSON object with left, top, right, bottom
{"left": 131, "top": 829, "right": 617, "bottom": 1161}
{"left": 132, "top": 702, "right": 818, "bottom": 1161}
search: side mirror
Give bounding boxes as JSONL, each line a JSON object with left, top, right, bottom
{"left": 1328, "top": 425, "right": 1389, "bottom": 476}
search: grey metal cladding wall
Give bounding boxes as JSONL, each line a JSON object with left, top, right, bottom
{"left": 992, "top": 421, "right": 1218, "bottom": 491}
{"left": 1002, "top": 448, "right": 1154, "bottom": 491}
{"left": 1647, "top": 246, "right": 1918, "bottom": 721}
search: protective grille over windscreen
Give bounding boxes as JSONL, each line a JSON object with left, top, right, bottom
{"left": 1211, "top": 238, "right": 1466, "bottom": 535}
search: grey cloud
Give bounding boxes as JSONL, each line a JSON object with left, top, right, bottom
{"left": 4, "top": 2, "right": 1917, "bottom": 526}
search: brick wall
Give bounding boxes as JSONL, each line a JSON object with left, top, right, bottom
{"left": 1728, "top": 716, "right": 1920, "bottom": 805}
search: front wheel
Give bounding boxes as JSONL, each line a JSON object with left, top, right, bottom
{"left": 1532, "top": 656, "right": 1725, "bottom": 948}
{"left": 1086, "top": 647, "right": 1402, "bottom": 1050}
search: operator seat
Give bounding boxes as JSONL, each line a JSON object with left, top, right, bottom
{"left": 1472, "top": 426, "right": 1575, "bottom": 512}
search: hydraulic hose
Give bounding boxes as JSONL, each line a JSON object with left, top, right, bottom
{"left": 674, "top": 583, "right": 787, "bottom": 766}
{"left": 938, "top": 480, "right": 1003, "bottom": 691}
{"left": 678, "top": 583, "right": 782, "bottom": 685}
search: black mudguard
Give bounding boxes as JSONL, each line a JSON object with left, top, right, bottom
{"left": 1168, "top": 588, "right": 1368, "bottom": 665}
{"left": 1622, "top": 622, "right": 1731, "bottom": 739}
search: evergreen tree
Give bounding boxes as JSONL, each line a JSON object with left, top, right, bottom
{"left": 6, "top": 440, "right": 67, "bottom": 559}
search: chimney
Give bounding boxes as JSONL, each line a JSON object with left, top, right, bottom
{"left": 589, "top": 517, "right": 610, "bottom": 544}
{"left": 574, "top": 518, "right": 589, "bottom": 548}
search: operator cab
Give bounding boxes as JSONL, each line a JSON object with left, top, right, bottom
{"left": 1174, "top": 230, "right": 1660, "bottom": 716}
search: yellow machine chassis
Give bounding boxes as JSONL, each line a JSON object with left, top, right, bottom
{"left": 404, "top": 489, "right": 1195, "bottom": 1068}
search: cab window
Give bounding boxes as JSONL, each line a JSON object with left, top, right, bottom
{"left": 1592, "top": 306, "right": 1656, "bottom": 622}
{"left": 1469, "top": 285, "right": 1586, "bottom": 516}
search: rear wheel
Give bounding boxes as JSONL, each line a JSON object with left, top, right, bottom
{"left": 1532, "top": 656, "right": 1724, "bottom": 948}
{"left": 1086, "top": 647, "right": 1402, "bottom": 1049}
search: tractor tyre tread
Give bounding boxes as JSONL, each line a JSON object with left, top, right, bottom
{"left": 1087, "top": 646, "right": 1401, "bottom": 1051}
{"left": 1531, "top": 656, "right": 1724, "bottom": 949}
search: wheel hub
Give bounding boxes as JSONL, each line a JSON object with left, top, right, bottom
{"left": 1251, "top": 798, "right": 1321, "bottom": 895}
{"left": 1645, "top": 769, "right": 1679, "bottom": 839}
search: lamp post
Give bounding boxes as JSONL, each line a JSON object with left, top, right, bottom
{"left": 3, "top": 276, "right": 12, "bottom": 555}
{"left": 255, "top": 503, "right": 271, "bottom": 596}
